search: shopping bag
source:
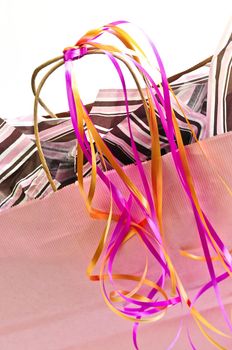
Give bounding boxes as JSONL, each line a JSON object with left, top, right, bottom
{"left": 0, "top": 20, "right": 231, "bottom": 349}
{"left": 0, "top": 130, "right": 231, "bottom": 349}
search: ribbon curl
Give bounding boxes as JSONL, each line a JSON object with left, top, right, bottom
{"left": 33, "top": 21, "right": 232, "bottom": 350}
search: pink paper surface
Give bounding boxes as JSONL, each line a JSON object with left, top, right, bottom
{"left": 0, "top": 132, "right": 232, "bottom": 349}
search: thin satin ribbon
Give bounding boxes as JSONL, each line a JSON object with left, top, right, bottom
{"left": 33, "top": 21, "right": 232, "bottom": 350}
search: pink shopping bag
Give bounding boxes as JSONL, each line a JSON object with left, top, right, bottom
{"left": 0, "top": 131, "right": 231, "bottom": 349}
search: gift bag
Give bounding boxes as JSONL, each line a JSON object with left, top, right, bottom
{"left": 0, "top": 21, "right": 231, "bottom": 349}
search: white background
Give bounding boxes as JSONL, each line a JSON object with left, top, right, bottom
{"left": 0, "top": 0, "right": 231, "bottom": 120}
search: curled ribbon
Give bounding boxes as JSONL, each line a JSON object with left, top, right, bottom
{"left": 32, "top": 21, "right": 232, "bottom": 349}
